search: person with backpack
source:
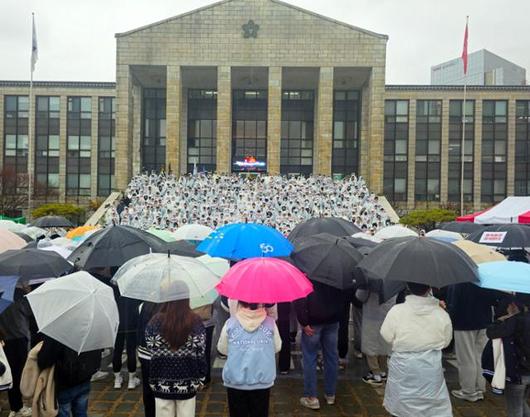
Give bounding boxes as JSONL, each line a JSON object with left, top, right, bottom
{"left": 486, "top": 295, "right": 530, "bottom": 417}
{"left": 144, "top": 289, "right": 207, "bottom": 417}
{"left": 217, "top": 301, "right": 282, "bottom": 417}
{"left": 36, "top": 335, "right": 101, "bottom": 417}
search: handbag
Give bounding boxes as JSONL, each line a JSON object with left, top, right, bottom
{"left": 0, "top": 342, "right": 13, "bottom": 391}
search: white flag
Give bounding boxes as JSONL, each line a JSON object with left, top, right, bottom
{"left": 31, "top": 14, "right": 38, "bottom": 73}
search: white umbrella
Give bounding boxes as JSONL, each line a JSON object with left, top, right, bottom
{"left": 50, "top": 237, "right": 79, "bottom": 250}
{"left": 196, "top": 255, "right": 230, "bottom": 277}
{"left": 0, "top": 220, "right": 26, "bottom": 233}
{"left": 351, "top": 232, "right": 382, "bottom": 243}
{"left": 26, "top": 271, "right": 119, "bottom": 353}
{"left": 112, "top": 253, "right": 221, "bottom": 304}
{"left": 37, "top": 241, "right": 74, "bottom": 259}
{"left": 425, "top": 229, "right": 464, "bottom": 242}
{"left": 20, "top": 226, "right": 47, "bottom": 240}
{"left": 374, "top": 225, "right": 418, "bottom": 240}
{"left": 173, "top": 224, "right": 214, "bottom": 241}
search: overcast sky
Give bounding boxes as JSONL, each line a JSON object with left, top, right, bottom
{"left": 0, "top": 0, "right": 528, "bottom": 84}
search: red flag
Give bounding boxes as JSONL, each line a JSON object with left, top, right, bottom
{"left": 461, "top": 19, "right": 469, "bottom": 75}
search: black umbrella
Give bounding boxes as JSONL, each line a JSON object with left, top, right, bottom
{"left": 68, "top": 225, "right": 167, "bottom": 269}
{"left": 31, "top": 216, "right": 74, "bottom": 228}
{"left": 358, "top": 236, "right": 478, "bottom": 288}
{"left": 290, "top": 233, "right": 363, "bottom": 290}
{"left": 161, "top": 240, "right": 202, "bottom": 258}
{"left": 467, "top": 224, "right": 530, "bottom": 249}
{"left": 0, "top": 249, "right": 73, "bottom": 282}
{"left": 439, "top": 221, "right": 485, "bottom": 235}
{"left": 288, "top": 217, "right": 361, "bottom": 242}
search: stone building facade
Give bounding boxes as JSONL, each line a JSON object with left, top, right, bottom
{"left": 1, "top": 0, "right": 529, "bottom": 214}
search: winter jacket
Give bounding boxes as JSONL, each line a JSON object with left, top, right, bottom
{"left": 360, "top": 291, "right": 395, "bottom": 356}
{"left": 380, "top": 295, "right": 452, "bottom": 353}
{"left": 20, "top": 342, "right": 58, "bottom": 417}
{"left": 0, "top": 290, "right": 33, "bottom": 341}
{"left": 37, "top": 335, "right": 101, "bottom": 390}
{"left": 294, "top": 281, "right": 344, "bottom": 327}
{"left": 113, "top": 287, "right": 141, "bottom": 332}
{"left": 482, "top": 337, "right": 519, "bottom": 387}
{"left": 145, "top": 318, "right": 207, "bottom": 400}
{"left": 446, "top": 283, "right": 498, "bottom": 331}
{"left": 217, "top": 306, "right": 281, "bottom": 390}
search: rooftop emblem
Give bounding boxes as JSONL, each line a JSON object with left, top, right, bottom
{"left": 242, "top": 20, "right": 260, "bottom": 38}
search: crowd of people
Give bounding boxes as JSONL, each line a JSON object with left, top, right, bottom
{"left": 106, "top": 173, "right": 391, "bottom": 234}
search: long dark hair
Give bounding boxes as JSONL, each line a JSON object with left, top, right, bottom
{"left": 151, "top": 299, "right": 199, "bottom": 351}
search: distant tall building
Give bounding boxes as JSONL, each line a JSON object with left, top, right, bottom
{"left": 431, "top": 49, "right": 526, "bottom": 86}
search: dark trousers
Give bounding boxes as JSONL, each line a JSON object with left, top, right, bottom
{"left": 204, "top": 322, "right": 215, "bottom": 385}
{"left": 113, "top": 331, "right": 137, "bottom": 373}
{"left": 277, "top": 302, "right": 291, "bottom": 372}
{"left": 227, "top": 387, "right": 270, "bottom": 417}
{"left": 338, "top": 301, "right": 351, "bottom": 359}
{"left": 139, "top": 358, "right": 155, "bottom": 417}
{"left": 4, "top": 337, "right": 29, "bottom": 412}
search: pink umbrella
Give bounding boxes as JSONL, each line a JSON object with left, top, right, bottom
{"left": 216, "top": 258, "right": 313, "bottom": 304}
{"left": 0, "top": 229, "right": 26, "bottom": 254}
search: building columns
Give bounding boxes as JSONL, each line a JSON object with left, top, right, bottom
{"left": 166, "top": 65, "right": 182, "bottom": 176}
{"left": 131, "top": 84, "right": 142, "bottom": 176}
{"left": 440, "top": 99, "right": 450, "bottom": 204}
{"left": 217, "top": 66, "right": 232, "bottom": 174}
{"left": 115, "top": 64, "right": 133, "bottom": 190}
{"left": 367, "top": 66, "right": 386, "bottom": 195}
{"left": 407, "top": 100, "right": 417, "bottom": 210}
{"left": 473, "top": 100, "right": 483, "bottom": 210}
{"left": 90, "top": 96, "right": 99, "bottom": 199}
{"left": 316, "top": 67, "right": 334, "bottom": 176}
{"left": 507, "top": 98, "right": 516, "bottom": 196}
{"left": 267, "top": 67, "right": 282, "bottom": 175}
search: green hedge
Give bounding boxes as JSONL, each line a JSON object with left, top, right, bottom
{"left": 32, "top": 203, "right": 86, "bottom": 225}
{"left": 400, "top": 209, "right": 457, "bottom": 232}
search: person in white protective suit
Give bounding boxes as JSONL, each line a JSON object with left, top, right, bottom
{"left": 380, "top": 282, "right": 453, "bottom": 417}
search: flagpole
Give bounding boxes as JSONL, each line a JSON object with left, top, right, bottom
{"left": 460, "top": 16, "right": 469, "bottom": 217}
{"left": 28, "top": 12, "right": 35, "bottom": 217}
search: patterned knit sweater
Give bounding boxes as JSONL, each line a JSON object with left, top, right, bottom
{"left": 145, "top": 319, "right": 207, "bottom": 400}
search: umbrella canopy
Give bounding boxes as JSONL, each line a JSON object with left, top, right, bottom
{"left": 66, "top": 225, "right": 99, "bottom": 240}
{"left": 439, "top": 221, "right": 485, "bottom": 235}
{"left": 291, "top": 233, "right": 363, "bottom": 290}
{"left": 374, "top": 225, "right": 418, "bottom": 240}
{"left": 112, "top": 253, "right": 221, "bottom": 304}
{"left": 68, "top": 225, "right": 167, "bottom": 269}
{"left": 14, "top": 232, "right": 33, "bottom": 243}
{"left": 0, "top": 229, "right": 26, "bottom": 254}
{"left": 216, "top": 258, "right": 313, "bottom": 304}
{"left": 0, "top": 276, "right": 18, "bottom": 314}
{"left": 37, "top": 242, "right": 74, "bottom": 259}
{"left": 467, "top": 224, "right": 530, "bottom": 249}
{"left": 344, "top": 235, "right": 380, "bottom": 249}
{"left": 148, "top": 228, "right": 177, "bottom": 242}
{"left": 0, "top": 249, "right": 73, "bottom": 283}
{"left": 477, "top": 261, "right": 530, "bottom": 294}
{"left": 425, "top": 229, "right": 464, "bottom": 243}
{"left": 288, "top": 217, "right": 361, "bottom": 242}
{"left": 197, "top": 223, "right": 293, "bottom": 259}
{"left": 163, "top": 240, "right": 202, "bottom": 258}
{"left": 196, "top": 255, "right": 230, "bottom": 278}
{"left": 19, "top": 226, "right": 47, "bottom": 240}
{"left": 26, "top": 271, "right": 119, "bottom": 353}
{"left": 358, "top": 237, "right": 479, "bottom": 288}
{"left": 452, "top": 240, "right": 506, "bottom": 264}
{"left": 173, "top": 224, "right": 214, "bottom": 242}
{"left": 0, "top": 220, "right": 26, "bottom": 233}
{"left": 31, "top": 216, "right": 74, "bottom": 228}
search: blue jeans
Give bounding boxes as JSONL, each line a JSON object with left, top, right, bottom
{"left": 57, "top": 381, "right": 90, "bottom": 417}
{"left": 301, "top": 322, "right": 339, "bottom": 398}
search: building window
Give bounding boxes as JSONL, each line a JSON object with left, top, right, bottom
{"left": 332, "top": 91, "right": 360, "bottom": 176}
{"left": 448, "top": 100, "right": 474, "bottom": 203}
{"left": 98, "top": 97, "right": 116, "bottom": 196}
{"left": 482, "top": 100, "right": 507, "bottom": 203}
{"left": 232, "top": 90, "right": 267, "bottom": 173}
{"left": 142, "top": 89, "right": 166, "bottom": 173}
{"left": 415, "top": 100, "right": 442, "bottom": 202}
{"left": 3, "top": 95, "right": 29, "bottom": 193}
{"left": 35, "top": 96, "right": 60, "bottom": 197}
{"left": 515, "top": 101, "right": 530, "bottom": 196}
{"left": 67, "top": 97, "right": 92, "bottom": 196}
{"left": 281, "top": 90, "right": 314, "bottom": 176}
{"left": 187, "top": 90, "right": 217, "bottom": 173}
{"left": 384, "top": 100, "right": 408, "bottom": 202}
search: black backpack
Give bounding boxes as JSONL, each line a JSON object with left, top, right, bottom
{"left": 515, "top": 312, "right": 530, "bottom": 373}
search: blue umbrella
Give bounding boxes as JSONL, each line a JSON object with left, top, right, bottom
{"left": 477, "top": 261, "right": 530, "bottom": 294}
{"left": 197, "top": 223, "right": 294, "bottom": 260}
{"left": 0, "top": 276, "right": 18, "bottom": 314}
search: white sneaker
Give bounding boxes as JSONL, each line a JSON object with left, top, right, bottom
{"left": 451, "top": 389, "right": 482, "bottom": 402}
{"left": 8, "top": 412, "right": 16, "bottom": 417}
{"left": 91, "top": 370, "right": 109, "bottom": 382}
{"left": 128, "top": 375, "right": 141, "bottom": 390}
{"left": 18, "top": 407, "right": 32, "bottom": 417}
{"left": 325, "top": 395, "right": 336, "bottom": 405}
{"left": 114, "top": 373, "right": 123, "bottom": 389}
{"left": 300, "top": 397, "right": 320, "bottom": 410}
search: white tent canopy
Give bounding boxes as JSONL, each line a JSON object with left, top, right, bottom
{"left": 475, "top": 197, "right": 530, "bottom": 224}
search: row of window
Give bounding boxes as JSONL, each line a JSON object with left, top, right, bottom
{"left": 3, "top": 95, "right": 115, "bottom": 198}
{"left": 384, "top": 99, "right": 530, "bottom": 204}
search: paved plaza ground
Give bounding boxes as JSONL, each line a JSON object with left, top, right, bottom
{"left": 0, "top": 352, "right": 512, "bottom": 417}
